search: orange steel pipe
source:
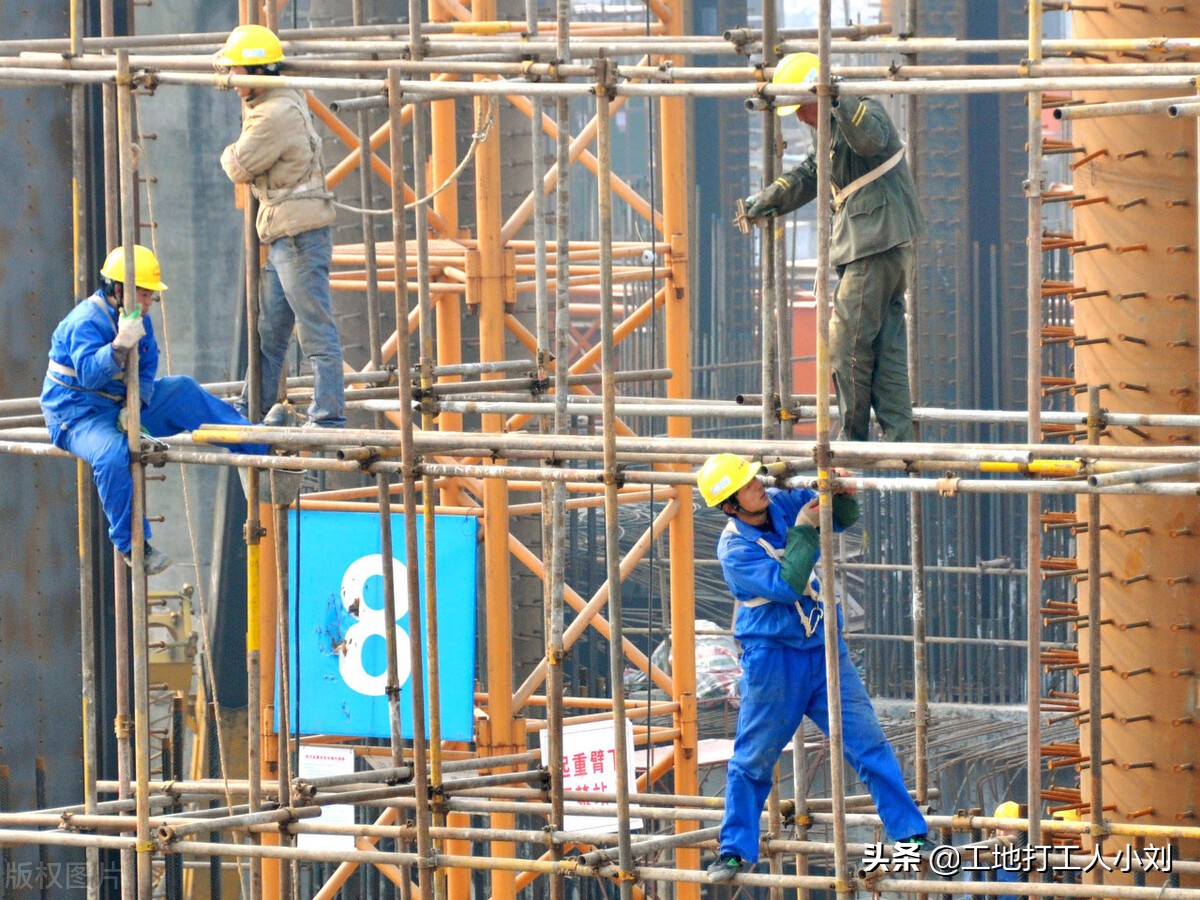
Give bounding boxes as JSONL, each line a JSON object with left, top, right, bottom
{"left": 499, "top": 88, "right": 633, "bottom": 243}
{"left": 426, "top": 5, "right": 469, "bottom": 873}
{"left": 314, "top": 96, "right": 400, "bottom": 187}
{"left": 502, "top": 291, "right": 666, "bottom": 434}
{"left": 308, "top": 96, "right": 450, "bottom": 236}
{"left": 312, "top": 808, "right": 400, "bottom": 899}
{"left": 508, "top": 501, "right": 678, "bottom": 707}
{"left": 429, "top": 36, "right": 465, "bottom": 450}
{"left": 657, "top": 0, "right": 700, "bottom": 890}
{"left": 258, "top": 504, "right": 282, "bottom": 899}
{"left": 471, "top": 1, "right": 517, "bottom": 896}
{"left": 504, "top": 91, "right": 664, "bottom": 236}
{"left": 638, "top": 749, "right": 678, "bottom": 790}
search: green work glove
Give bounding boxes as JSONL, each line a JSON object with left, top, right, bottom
{"left": 745, "top": 172, "right": 798, "bottom": 219}
{"left": 113, "top": 309, "right": 145, "bottom": 351}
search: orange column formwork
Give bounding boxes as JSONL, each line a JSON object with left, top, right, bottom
{"left": 1070, "top": 1, "right": 1200, "bottom": 883}
{"left": 657, "top": 0, "right": 701, "bottom": 893}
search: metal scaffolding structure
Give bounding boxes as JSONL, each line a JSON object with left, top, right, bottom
{"left": 0, "top": 0, "right": 1198, "bottom": 898}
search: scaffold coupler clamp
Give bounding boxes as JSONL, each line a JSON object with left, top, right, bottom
{"left": 733, "top": 197, "right": 752, "bottom": 234}
{"left": 936, "top": 474, "right": 961, "bottom": 497}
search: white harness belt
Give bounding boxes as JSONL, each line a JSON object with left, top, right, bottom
{"left": 831, "top": 146, "right": 906, "bottom": 213}
{"left": 726, "top": 520, "right": 824, "bottom": 639}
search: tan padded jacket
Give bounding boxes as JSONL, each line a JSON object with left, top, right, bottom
{"left": 221, "top": 87, "right": 336, "bottom": 245}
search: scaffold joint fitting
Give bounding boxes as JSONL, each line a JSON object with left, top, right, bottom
{"left": 113, "top": 714, "right": 132, "bottom": 739}
{"left": 936, "top": 475, "right": 961, "bottom": 498}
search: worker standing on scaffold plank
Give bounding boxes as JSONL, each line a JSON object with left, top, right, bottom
{"left": 41, "top": 245, "right": 268, "bottom": 575}
{"left": 696, "top": 453, "right": 929, "bottom": 882}
{"left": 216, "top": 24, "right": 346, "bottom": 430}
{"left": 743, "top": 53, "right": 925, "bottom": 443}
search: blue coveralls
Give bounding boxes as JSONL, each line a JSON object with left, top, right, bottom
{"left": 716, "top": 487, "right": 927, "bottom": 864}
{"left": 40, "top": 291, "right": 268, "bottom": 554}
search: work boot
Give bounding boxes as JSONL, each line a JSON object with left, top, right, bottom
{"left": 706, "top": 853, "right": 749, "bottom": 883}
{"left": 263, "top": 402, "right": 302, "bottom": 427}
{"left": 123, "top": 543, "right": 173, "bottom": 576}
{"left": 238, "top": 467, "right": 307, "bottom": 505}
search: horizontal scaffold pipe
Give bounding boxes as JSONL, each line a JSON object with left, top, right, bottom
{"left": 16, "top": 49, "right": 1200, "bottom": 86}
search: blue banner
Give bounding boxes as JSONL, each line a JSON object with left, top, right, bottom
{"left": 282, "top": 510, "right": 478, "bottom": 741}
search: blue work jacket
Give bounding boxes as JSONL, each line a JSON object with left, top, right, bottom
{"left": 40, "top": 290, "right": 158, "bottom": 434}
{"left": 717, "top": 487, "right": 844, "bottom": 650}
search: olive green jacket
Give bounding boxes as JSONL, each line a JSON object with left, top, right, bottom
{"left": 775, "top": 94, "right": 925, "bottom": 266}
{"left": 221, "top": 87, "right": 336, "bottom": 245}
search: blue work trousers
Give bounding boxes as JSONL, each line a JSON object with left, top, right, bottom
{"left": 55, "top": 376, "right": 267, "bottom": 554}
{"left": 719, "top": 639, "right": 927, "bottom": 863}
{"left": 244, "top": 226, "right": 346, "bottom": 427}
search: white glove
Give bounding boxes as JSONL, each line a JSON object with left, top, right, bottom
{"left": 117, "top": 406, "right": 129, "bottom": 433}
{"left": 795, "top": 498, "right": 820, "bottom": 529}
{"left": 113, "top": 310, "right": 145, "bottom": 351}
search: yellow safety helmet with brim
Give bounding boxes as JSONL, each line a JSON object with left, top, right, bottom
{"left": 697, "top": 453, "right": 763, "bottom": 508}
{"left": 99, "top": 245, "right": 168, "bottom": 292}
{"left": 994, "top": 800, "right": 1021, "bottom": 820}
{"left": 214, "top": 24, "right": 285, "bottom": 69}
{"left": 773, "top": 52, "right": 820, "bottom": 117}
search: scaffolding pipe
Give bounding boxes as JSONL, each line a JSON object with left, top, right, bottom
{"left": 1087, "top": 460, "right": 1200, "bottom": 487}
{"left": 595, "top": 63, "right": 635, "bottom": 895}
{"left": 1025, "top": 0, "right": 1044, "bottom": 849}
{"left": 114, "top": 50, "right": 154, "bottom": 900}
{"left": 388, "top": 67, "right": 434, "bottom": 900}
{"left": 813, "top": 4, "right": 852, "bottom": 891}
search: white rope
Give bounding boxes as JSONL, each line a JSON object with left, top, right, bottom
{"left": 135, "top": 95, "right": 248, "bottom": 900}
{"left": 331, "top": 95, "right": 496, "bottom": 216}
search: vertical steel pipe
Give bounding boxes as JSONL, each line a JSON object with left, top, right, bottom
{"left": 406, "top": 12, "right": 448, "bottom": 900}
{"left": 760, "top": 0, "right": 779, "bottom": 437}
{"left": 903, "top": 0, "right": 930, "bottom": 803}
{"left": 71, "top": 8, "right": 98, "bottom": 893}
{"left": 388, "top": 67, "right": 434, "bottom": 900}
{"left": 813, "top": 1, "right": 851, "bottom": 891}
{"left": 595, "top": 60, "right": 634, "bottom": 897}
{"left": 1025, "top": 0, "right": 1045, "bottom": 850}
{"left": 535, "top": 4, "right": 567, "bottom": 900}
{"left": 116, "top": 50, "right": 153, "bottom": 900}
{"left": 1085, "top": 388, "right": 1104, "bottom": 843}
{"left": 235, "top": 7, "right": 266, "bottom": 898}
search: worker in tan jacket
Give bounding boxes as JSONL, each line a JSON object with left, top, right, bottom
{"left": 217, "top": 24, "right": 346, "bottom": 428}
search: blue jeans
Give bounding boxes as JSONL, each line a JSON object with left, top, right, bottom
{"left": 719, "top": 639, "right": 927, "bottom": 864}
{"left": 244, "top": 227, "right": 346, "bottom": 427}
{"left": 51, "top": 376, "right": 267, "bottom": 554}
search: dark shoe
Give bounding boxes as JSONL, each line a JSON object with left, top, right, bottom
{"left": 263, "top": 402, "right": 302, "bottom": 428}
{"left": 123, "top": 543, "right": 173, "bottom": 576}
{"left": 707, "top": 853, "right": 748, "bottom": 883}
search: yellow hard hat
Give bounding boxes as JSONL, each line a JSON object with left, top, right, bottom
{"left": 99, "top": 245, "right": 167, "bottom": 291}
{"left": 697, "top": 453, "right": 762, "bottom": 508}
{"left": 215, "top": 24, "right": 284, "bottom": 68}
{"left": 993, "top": 801, "right": 1020, "bottom": 820}
{"left": 773, "top": 52, "right": 820, "bottom": 117}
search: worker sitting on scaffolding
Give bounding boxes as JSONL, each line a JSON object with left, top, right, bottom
{"left": 743, "top": 53, "right": 925, "bottom": 443}
{"left": 216, "top": 24, "right": 346, "bottom": 430}
{"left": 696, "top": 453, "right": 929, "bottom": 882}
{"left": 40, "top": 245, "right": 268, "bottom": 576}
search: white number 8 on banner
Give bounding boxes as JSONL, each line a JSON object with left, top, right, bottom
{"left": 338, "top": 554, "right": 412, "bottom": 696}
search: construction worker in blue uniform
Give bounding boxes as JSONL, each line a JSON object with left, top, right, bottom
{"left": 40, "top": 245, "right": 268, "bottom": 575}
{"left": 696, "top": 453, "right": 928, "bottom": 882}
{"left": 744, "top": 53, "right": 925, "bottom": 442}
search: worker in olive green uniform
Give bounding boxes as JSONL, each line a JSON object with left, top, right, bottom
{"left": 745, "top": 53, "right": 925, "bottom": 443}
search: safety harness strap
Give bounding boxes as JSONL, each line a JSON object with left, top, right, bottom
{"left": 831, "top": 146, "right": 905, "bottom": 213}
{"left": 724, "top": 521, "right": 823, "bottom": 638}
